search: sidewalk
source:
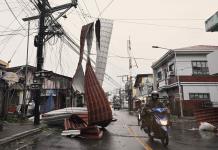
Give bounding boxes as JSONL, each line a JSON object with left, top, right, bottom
{"left": 0, "top": 121, "right": 42, "bottom": 145}
{"left": 171, "top": 116, "right": 198, "bottom": 130}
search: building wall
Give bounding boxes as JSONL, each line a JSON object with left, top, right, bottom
{"left": 207, "top": 51, "right": 218, "bottom": 75}
{"left": 182, "top": 84, "right": 218, "bottom": 102}
{"left": 176, "top": 54, "right": 207, "bottom": 76}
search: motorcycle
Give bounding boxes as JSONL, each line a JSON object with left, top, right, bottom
{"left": 142, "top": 107, "right": 170, "bottom": 146}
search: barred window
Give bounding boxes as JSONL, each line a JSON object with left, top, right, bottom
{"left": 189, "top": 93, "right": 210, "bottom": 100}
{"left": 192, "top": 61, "right": 209, "bottom": 75}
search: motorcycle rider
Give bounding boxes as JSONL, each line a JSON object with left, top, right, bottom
{"left": 147, "top": 91, "right": 162, "bottom": 108}
{"left": 140, "top": 91, "right": 162, "bottom": 129}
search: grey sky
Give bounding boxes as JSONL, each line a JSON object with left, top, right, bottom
{"left": 0, "top": 0, "right": 218, "bottom": 91}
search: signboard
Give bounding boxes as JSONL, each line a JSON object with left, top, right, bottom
{"left": 205, "top": 11, "right": 218, "bottom": 32}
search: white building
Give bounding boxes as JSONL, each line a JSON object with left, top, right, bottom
{"left": 133, "top": 74, "right": 153, "bottom": 100}
{"left": 151, "top": 45, "right": 218, "bottom": 115}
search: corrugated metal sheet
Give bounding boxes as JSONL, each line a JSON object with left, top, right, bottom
{"left": 95, "top": 19, "right": 113, "bottom": 86}
{"left": 73, "top": 22, "right": 112, "bottom": 127}
{"left": 85, "top": 59, "right": 112, "bottom": 127}
{"left": 72, "top": 23, "right": 94, "bottom": 93}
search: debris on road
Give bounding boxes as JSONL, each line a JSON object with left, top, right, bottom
{"left": 199, "top": 122, "right": 217, "bottom": 132}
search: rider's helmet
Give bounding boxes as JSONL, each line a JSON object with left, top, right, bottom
{"left": 151, "top": 90, "right": 159, "bottom": 100}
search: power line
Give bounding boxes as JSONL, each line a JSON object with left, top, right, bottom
{"left": 78, "top": 4, "right": 88, "bottom": 23}
{"left": 94, "top": 0, "right": 101, "bottom": 15}
{"left": 77, "top": 14, "right": 204, "bottom": 30}
{"left": 98, "top": 0, "right": 114, "bottom": 17}
{"left": 4, "top": 0, "right": 25, "bottom": 30}
{"left": 0, "top": 28, "right": 37, "bottom": 33}
{"left": 81, "top": 0, "right": 92, "bottom": 17}
{"left": 111, "top": 18, "right": 205, "bottom": 21}
{"left": 0, "top": 7, "right": 18, "bottom": 12}
{"left": 0, "top": 33, "right": 25, "bottom": 36}
{"left": 115, "top": 20, "right": 204, "bottom": 30}
{"left": 89, "top": 53, "right": 155, "bottom": 60}
{"left": 8, "top": 36, "right": 25, "bottom": 64}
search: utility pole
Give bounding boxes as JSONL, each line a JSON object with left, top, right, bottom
{"left": 33, "top": 0, "right": 46, "bottom": 125}
{"left": 23, "top": 0, "right": 77, "bottom": 125}
{"left": 127, "top": 37, "right": 133, "bottom": 111}
{"left": 22, "top": 21, "right": 30, "bottom": 118}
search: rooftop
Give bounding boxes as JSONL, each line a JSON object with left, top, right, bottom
{"left": 134, "top": 74, "right": 153, "bottom": 87}
{"left": 6, "top": 65, "right": 72, "bottom": 80}
{"left": 152, "top": 45, "right": 218, "bottom": 69}
{"left": 174, "top": 45, "right": 218, "bottom": 51}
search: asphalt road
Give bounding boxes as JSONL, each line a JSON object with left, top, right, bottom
{"left": 2, "top": 110, "right": 218, "bottom": 150}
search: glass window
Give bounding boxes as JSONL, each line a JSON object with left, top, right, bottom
{"left": 189, "top": 93, "right": 210, "bottom": 100}
{"left": 192, "top": 61, "right": 209, "bottom": 75}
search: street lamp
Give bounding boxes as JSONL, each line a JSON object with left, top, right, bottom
{"left": 152, "top": 46, "right": 184, "bottom": 117}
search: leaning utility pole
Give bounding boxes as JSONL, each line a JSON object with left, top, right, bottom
{"left": 23, "top": 0, "right": 77, "bottom": 125}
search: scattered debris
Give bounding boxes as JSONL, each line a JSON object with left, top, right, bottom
{"left": 199, "top": 122, "right": 217, "bottom": 132}
{"left": 41, "top": 107, "right": 87, "bottom": 126}
{"left": 61, "top": 130, "right": 80, "bottom": 137}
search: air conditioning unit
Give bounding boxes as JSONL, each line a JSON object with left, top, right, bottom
{"left": 167, "top": 71, "right": 175, "bottom": 77}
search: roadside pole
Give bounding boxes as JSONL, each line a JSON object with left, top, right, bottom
{"left": 22, "top": 20, "right": 30, "bottom": 118}
{"left": 22, "top": 0, "right": 78, "bottom": 125}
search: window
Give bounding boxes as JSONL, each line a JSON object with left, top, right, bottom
{"left": 157, "top": 71, "right": 162, "bottom": 80}
{"left": 192, "top": 61, "right": 209, "bottom": 75}
{"left": 189, "top": 93, "right": 210, "bottom": 100}
{"left": 163, "top": 69, "right": 167, "bottom": 79}
{"left": 169, "top": 63, "right": 174, "bottom": 72}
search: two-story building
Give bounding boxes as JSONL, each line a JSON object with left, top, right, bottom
{"left": 134, "top": 74, "right": 153, "bottom": 101}
{"left": 152, "top": 45, "right": 218, "bottom": 116}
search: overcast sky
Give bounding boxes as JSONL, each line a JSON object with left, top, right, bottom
{"left": 1, "top": 0, "right": 218, "bottom": 92}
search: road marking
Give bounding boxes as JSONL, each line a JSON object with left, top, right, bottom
{"left": 127, "top": 126, "right": 153, "bottom": 150}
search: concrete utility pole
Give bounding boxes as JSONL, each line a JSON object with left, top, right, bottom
{"left": 23, "top": 0, "right": 77, "bottom": 125}
{"left": 22, "top": 20, "right": 30, "bottom": 118}
{"left": 127, "top": 37, "right": 133, "bottom": 111}
{"left": 33, "top": 0, "right": 46, "bottom": 125}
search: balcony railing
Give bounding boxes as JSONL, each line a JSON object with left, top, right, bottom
{"left": 167, "top": 76, "right": 177, "bottom": 85}
{"left": 158, "top": 79, "right": 167, "bottom": 88}
{"left": 157, "top": 76, "right": 177, "bottom": 89}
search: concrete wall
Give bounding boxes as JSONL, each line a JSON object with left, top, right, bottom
{"left": 182, "top": 84, "right": 218, "bottom": 102}
{"left": 176, "top": 54, "right": 207, "bottom": 76}
{"left": 207, "top": 51, "right": 218, "bottom": 75}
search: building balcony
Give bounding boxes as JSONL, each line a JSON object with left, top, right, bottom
{"left": 157, "top": 75, "right": 218, "bottom": 89}
{"left": 157, "top": 76, "right": 178, "bottom": 89}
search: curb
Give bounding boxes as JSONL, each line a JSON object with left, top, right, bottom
{"left": 0, "top": 128, "right": 42, "bottom": 145}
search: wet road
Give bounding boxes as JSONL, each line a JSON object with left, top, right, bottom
{"left": 1, "top": 110, "right": 218, "bottom": 150}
